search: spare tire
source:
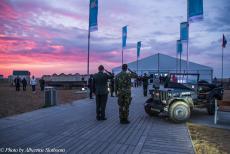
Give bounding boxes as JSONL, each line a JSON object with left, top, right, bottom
{"left": 144, "top": 98, "right": 160, "bottom": 116}
{"left": 169, "top": 101, "right": 190, "bottom": 123}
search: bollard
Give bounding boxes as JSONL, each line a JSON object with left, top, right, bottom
{"left": 44, "top": 86, "right": 57, "bottom": 106}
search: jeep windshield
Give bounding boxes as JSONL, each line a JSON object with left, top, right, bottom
{"left": 167, "top": 73, "right": 200, "bottom": 91}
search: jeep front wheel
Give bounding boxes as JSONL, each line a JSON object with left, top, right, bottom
{"left": 169, "top": 101, "right": 190, "bottom": 123}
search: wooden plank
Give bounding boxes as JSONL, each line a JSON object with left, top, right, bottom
{"left": 0, "top": 88, "right": 194, "bottom": 154}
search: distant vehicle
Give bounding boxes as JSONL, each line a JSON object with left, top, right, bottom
{"left": 144, "top": 73, "right": 224, "bottom": 123}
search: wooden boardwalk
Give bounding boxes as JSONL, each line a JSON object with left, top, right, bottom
{"left": 0, "top": 88, "right": 194, "bottom": 154}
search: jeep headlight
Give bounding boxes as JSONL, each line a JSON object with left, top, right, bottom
{"left": 168, "top": 92, "right": 172, "bottom": 97}
{"left": 172, "top": 92, "right": 180, "bottom": 97}
{"left": 162, "top": 100, "right": 167, "bottom": 104}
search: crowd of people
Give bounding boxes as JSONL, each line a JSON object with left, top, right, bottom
{"left": 13, "top": 76, "right": 45, "bottom": 93}
{"left": 13, "top": 67, "right": 171, "bottom": 124}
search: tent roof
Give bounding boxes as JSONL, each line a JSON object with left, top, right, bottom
{"left": 112, "top": 53, "right": 212, "bottom": 72}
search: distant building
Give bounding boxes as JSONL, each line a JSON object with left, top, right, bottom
{"left": 42, "top": 73, "right": 89, "bottom": 89}
{"left": 42, "top": 73, "right": 88, "bottom": 82}
{"left": 10, "top": 70, "right": 31, "bottom": 84}
{"left": 0, "top": 75, "right": 3, "bottom": 79}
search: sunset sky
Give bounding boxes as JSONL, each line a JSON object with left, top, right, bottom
{"left": 0, "top": 0, "right": 229, "bottom": 78}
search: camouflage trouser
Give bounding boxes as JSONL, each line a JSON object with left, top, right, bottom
{"left": 118, "top": 94, "right": 132, "bottom": 120}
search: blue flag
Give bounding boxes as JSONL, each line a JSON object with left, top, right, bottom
{"left": 177, "top": 40, "right": 183, "bottom": 54}
{"left": 122, "top": 26, "right": 127, "bottom": 48}
{"left": 137, "top": 41, "right": 141, "bottom": 58}
{"left": 89, "top": 0, "right": 98, "bottom": 32}
{"left": 180, "top": 22, "right": 189, "bottom": 41}
{"left": 188, "top": 0, "right": 203, "bottom": 22}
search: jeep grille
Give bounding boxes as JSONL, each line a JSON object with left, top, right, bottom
{"left": 154, "top": 90, "right": 169, "bottom": 101}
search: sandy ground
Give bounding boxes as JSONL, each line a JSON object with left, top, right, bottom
{"left": 0, "top": 81, "right": 87, "bottom": 118}
{"left": 188, "top": 123, "right": 230, "bottom": 154}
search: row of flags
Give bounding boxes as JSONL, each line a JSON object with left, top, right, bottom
{"left": 177, "top": 0, "right": 227, "bottom": 53}
{"left": 88, "top": 0, "right": 227, "bottom": 65}
{"left": 177, "top": 0, "right": 203, "bottom": 54}
{"left": 122, "top": 26, "right": 141, "bottom": 73}
{"left": 122, "top": 26, "right": 142, "bottom": 58}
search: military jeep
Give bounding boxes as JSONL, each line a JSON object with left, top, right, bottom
{"left": 144, "top": 73, "right": 224, "bottom": 123}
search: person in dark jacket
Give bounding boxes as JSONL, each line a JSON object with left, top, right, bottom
{"left": 93, "top": 65, "right": 113, "bottom": 121}
{"left": 109, "top": 73, "right": 115, "bottom": 97}
{"left": 88, "top": 74, "right": 94, "bottom": 99}
{"left": 14, "top": 76, "right": 21, "bottom": 91}
{"left": 39, "top": 77, "right": 45, "bottom": 91}
{"left": 22, "top": 78, "right": 27, "bottom": 91}
{"left": 142, "top": 73, "right": 150, "bottom": 97}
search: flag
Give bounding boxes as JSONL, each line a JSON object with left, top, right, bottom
{"left": 222, "top": 34, "right": 227, "bottom": 48}
{"left": 122, "top": 26, "right": 127, "bottom": 48}
{"left": 180, "top": 22, "right": 189, "bottom": 41}
{"left": 177, "top": 40, "right": 183, "bottom": 54}
{"left": 137, "top": 41, "right": 141, "bottom": 57}
{"left": 89, "top": 0, "right": 98, "bottom": 32}
{"left": 188, "top": 0, "right": 203, "bottom": 22}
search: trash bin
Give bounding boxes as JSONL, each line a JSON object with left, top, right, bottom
{"left": 44, "top": 86, "right": 57, "bottom": 106}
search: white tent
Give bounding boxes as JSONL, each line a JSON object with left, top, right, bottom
{"left": 112, "top": 53, "right": 213, "bottom": 82}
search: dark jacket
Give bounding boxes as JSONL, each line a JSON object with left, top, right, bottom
{"left": 39, "top": 79, "right": 45, "bottom": 87}
{"left": 22, "top": 79, "right": 27, "bottom": 86}
{"left": 88, "top": 77, "right": 94, "bottom": 89}
{"left": 14, "top": 77, "right": 21, "bottom": 86}
{"left": 142, "top": 76, "right": 150, "bottom": 87}
{"left": 93, "top": 72, "right": 112, "bottom": 95}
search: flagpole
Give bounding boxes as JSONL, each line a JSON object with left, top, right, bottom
{"left": 180, "top": 52, "right": 181, "bottom": 74}
{"left": 222, "top": 46, "right": 224, "bottom": 84}
{"left": 137, "top": 56, "right": 139, "bottom": 75}
{"left": 158, "top": 53, "right": 160, "bottom": 75}
{"left": 176, "top": 52, "right": 178, "bottom": 73}
{"left": 187, "top": 0, "right": 189, "bottom": 75}
{"left": 87, "top": 2, "right": 91, "bottom": 75}
{"left": 122, "top": 47, "right": 124, "bottom": 65}
{"left": 87, "top": 27, "right": 90, "bottom": 75}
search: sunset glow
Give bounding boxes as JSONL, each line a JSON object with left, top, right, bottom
{"left": 0, "top": 0, "right": 229, "bottom": 78}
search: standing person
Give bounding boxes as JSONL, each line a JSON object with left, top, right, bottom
{"left": 14, "top": 76, "right": 21, "bottom": 91}
{"left": 93, "top": 65, "right": 113, "bottom": 121}
{"left": 213, "top": 77, "right": 217, "bottom": 85}
{"left": 88, "top": 74, "right": 94, "bottom": 99}
{"left": 116, "top": 64, "right": 137, "bottom": 124}
{"left": 164, "top": 75, "right": 170, "bottom": 88}
{"left": 30, "top": 76, "right": 37, "bottom": 93}
{"left": 39, "top": 77, "right": 45, "bottom": 91}
{"left": 114, "top": 77, "right": 118, "bottom": 97}
{"left": 22, "top": 77, "right": 27, "bottom": 91}
{"left": 142, "top": 73, "right": 150, "bottom": 97}
{"left": 109, "top": 73, "right": 115, "bottom": 97}
{"left": 172, "top": 74, "right": 177, "bottom": 83}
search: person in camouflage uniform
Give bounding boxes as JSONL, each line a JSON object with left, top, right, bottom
{"left": 115, "top": 64, "right": 137, "bottom": 124}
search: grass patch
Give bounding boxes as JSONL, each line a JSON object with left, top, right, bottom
{"left": 0, "top": 82, "right": 87, "bottom": 118}
{"left": 187, "top": 123, "right": 230, "bottom": 154}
